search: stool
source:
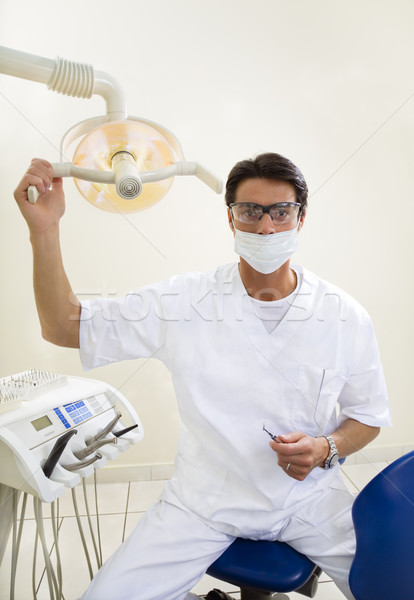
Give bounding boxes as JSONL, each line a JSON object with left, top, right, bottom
{"left": 207, "top": 537, "right": 321, "bottom": 599}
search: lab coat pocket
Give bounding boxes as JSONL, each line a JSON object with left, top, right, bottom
{"left": 292, "top": 365, "right": 346, "bottom": 436}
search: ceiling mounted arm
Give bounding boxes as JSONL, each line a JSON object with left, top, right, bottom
{"left": 0, "top": 45, "right": 127, "bottom": 120}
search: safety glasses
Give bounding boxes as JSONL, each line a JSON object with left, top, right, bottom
{"left": 229, "top": 202, "right": 301, "bottom": 225}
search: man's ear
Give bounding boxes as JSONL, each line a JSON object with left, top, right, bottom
{"left": 227, "top": 207, "right": 235, "bottom": 232}
{"left": 298, "top": 210, "right": 306, "bottom": 232}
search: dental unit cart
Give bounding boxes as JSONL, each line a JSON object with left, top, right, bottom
{"left": 0, "top": 369, "right": 143, "bottom": 600}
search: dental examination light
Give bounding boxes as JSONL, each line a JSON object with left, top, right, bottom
{"left": 0, "top": 46, "right": 223, "bottom": 213}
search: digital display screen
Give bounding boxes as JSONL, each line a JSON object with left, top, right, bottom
{"left": 31, "top": 415, "right": 53, "bottom": 431}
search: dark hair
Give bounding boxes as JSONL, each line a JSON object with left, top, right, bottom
{"left": 225, "top": 152, "right": 308, "bottom": 214}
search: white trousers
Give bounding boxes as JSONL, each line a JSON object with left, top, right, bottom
{"left": 80, "top": 485, "right": 356, "bottom": 600}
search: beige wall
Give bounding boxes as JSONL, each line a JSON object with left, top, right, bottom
{"left": 1, "top": 0, "right": 414, "bottom": 470}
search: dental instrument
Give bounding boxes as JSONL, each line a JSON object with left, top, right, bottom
{"left": 262, "top": 423, "right": 283, "bottom": 443}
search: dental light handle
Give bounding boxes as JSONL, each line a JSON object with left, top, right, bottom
{"left": 180, "top": 162, "right": 223, "bottom": 194}
{"left": 74, "top": 437, "right": 118, "bottom": 460}
{"left": 28, "top": 153, "right": 142, "bottom": 203}
{"left": 27, "top": 160, "right": 223, "bottom": 204}
{"left": 87, "top": 411, "right": 122, "bottom": 445}
{"left": 42, "top": 429, "right": 78, "bottom": 478}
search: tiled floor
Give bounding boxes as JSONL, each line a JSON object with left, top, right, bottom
{"left": 0, "top": 462, "right": 390, "bottom": 600}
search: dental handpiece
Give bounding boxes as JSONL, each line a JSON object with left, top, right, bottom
{"left": 87, "top": 411, "right": 122, "bottom": 444}
{"left": 74, "top": 437, "right": 118, "bottom": 460}
{"left": 64, "top": 453, "right": 103, "bottom": 471}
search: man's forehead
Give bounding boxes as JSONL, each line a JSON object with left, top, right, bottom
{"left": 234, "top": 178, "right": 297, "bottom": 203}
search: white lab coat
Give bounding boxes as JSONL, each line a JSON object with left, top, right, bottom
{"left": 80, "top": 263, "right": 391, "bottom": 539}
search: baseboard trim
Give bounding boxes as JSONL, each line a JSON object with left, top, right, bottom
{"left": 342, "top": 442, "right": 414, "bottom": 465}
{"left": 95, "top": 463, "right": 175, "bottom": 484}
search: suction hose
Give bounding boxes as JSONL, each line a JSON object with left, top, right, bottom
{"left": 42, "top": 429, "right": 78, "bottom": 479}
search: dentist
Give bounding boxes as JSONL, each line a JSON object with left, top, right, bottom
{"left": 14, "top": 152, "right": 391, "bottom": 600}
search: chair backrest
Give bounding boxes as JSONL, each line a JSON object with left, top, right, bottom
{"left": 349, "top": 450, "right": 414, "bottom": 600}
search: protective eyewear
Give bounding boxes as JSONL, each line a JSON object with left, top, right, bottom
{"left": 230, "top": 202, "right": 301, "bottom": 225}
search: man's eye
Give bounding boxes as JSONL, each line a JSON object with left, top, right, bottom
{"left": 241, "top": 207, "right": 260, "bottom": 217}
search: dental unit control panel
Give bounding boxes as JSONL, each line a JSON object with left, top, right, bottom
{"left": 0, "top": 370, "right": 144, "bottom": 600}
{"left": 0, "top": 370, "right": 143, "bottom": 502}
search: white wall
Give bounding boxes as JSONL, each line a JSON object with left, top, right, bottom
{"left": 1, "top": 0, "right": 413, "bottom": 470}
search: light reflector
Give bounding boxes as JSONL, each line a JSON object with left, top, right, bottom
{"left": 72, "top": 119, "right": 175, "bottom": 213}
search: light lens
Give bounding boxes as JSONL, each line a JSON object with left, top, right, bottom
{"left": 72, "top": 119, "right": 175, "bottom": 213}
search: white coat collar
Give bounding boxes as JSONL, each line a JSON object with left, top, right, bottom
{"left": 231, "top": 262, "right": 317, "bottom": 367}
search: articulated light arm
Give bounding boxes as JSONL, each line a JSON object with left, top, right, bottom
{"left": 0, "top": 45, "right": 127, "bottom": 119}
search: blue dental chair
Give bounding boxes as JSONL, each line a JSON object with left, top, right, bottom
{"left": 207, "top": 451, "right": 414, "bottom": 600}
{"left": 349, "top": 450, "right": 414, "bottom": 600}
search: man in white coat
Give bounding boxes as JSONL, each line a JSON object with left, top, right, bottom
{"left": 14, "top": 153, "right": 391, "bottom": 600}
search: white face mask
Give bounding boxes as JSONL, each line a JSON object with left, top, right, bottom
{"left": 234, "top": 223, "right": 299, "bottom": 274}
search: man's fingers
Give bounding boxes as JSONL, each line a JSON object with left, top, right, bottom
{"left": 14, "top": 162, "right": 55, "bottom": 203}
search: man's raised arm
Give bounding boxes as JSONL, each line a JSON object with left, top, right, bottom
{"left": 14, "top": 159, "right": 81, "bottom": 348}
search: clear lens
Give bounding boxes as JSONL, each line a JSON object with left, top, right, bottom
{"left": 231, "top": 202, "right": 300, "bottom": 225}
{"left": 234, "top": 204, "right": 263, "bottom": 222}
